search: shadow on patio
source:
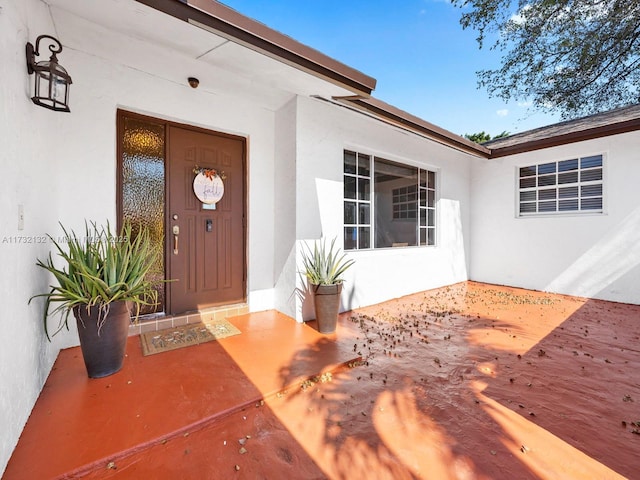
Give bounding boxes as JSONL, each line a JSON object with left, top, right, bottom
{"left": 267, "top": 282, "right": 639, "bottom": 479}
{"left": 4, "top": 283, "right": 639, "bottom": 479}
{"left": 3, "top": 311, "right": 357, "bottom": 479}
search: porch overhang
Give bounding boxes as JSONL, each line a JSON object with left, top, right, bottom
{"left": 44, "top": 0, "right": 377, "bottom": 111}
{"left": 135, "top": 0, "right": 377, "bottom": 97}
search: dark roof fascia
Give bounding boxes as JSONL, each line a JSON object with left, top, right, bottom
{"left": 488, "top": 116, "right": 640, "bottom": 158}
{"left": 340, "top": 96, "right": 491, "bottom": 158}
{"left": 133, "top": 0, "right": 376, "bottom": 96}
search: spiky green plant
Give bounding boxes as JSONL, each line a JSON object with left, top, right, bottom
{"left": 29, "top": 221, "right": 160, "bottom": 339}
{"left": 300, "top": 237, "right": 355, "bottom": 286}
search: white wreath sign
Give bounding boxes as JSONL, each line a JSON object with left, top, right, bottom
{"left": 193, "top": 172, "right": 225, "bottom": 205}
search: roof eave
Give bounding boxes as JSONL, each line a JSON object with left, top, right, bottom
{"left": 489, "top": 116, "right": 640, "bottom": 158}
{"left": 340, "top": 97, "right": 491, "bottom": 157}
{"left": 134, "top": 0, "right": 377, "bottom": 96}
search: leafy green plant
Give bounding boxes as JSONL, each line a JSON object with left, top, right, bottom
{"left": 29, "top": 221, "right": 159, "bottom": 339}
{"left": 300, "top": 237, "right": 355, "bottom": 286}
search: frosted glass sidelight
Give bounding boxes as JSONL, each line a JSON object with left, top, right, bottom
{"left": 121, "top": 117, "right": 165, "bottom": 314}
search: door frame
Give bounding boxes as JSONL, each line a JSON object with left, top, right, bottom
{"left": 116, "top": 109, "right": 248, "bottom": 315}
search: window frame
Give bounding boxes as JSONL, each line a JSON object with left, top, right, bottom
{"left": 343, "top": 150, "right": 372, "bottom": 250}
{"left": 516, "top": 153, "right": 606, "bottom": 218}
{"left": 343, "top": 149, "right": 437, "bottom": 251}
{"left": 392, "top": 185, "right": 418, "bottom": 220}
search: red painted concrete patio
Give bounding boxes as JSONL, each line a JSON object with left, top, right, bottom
{"left": 4, "top": 282, "right": 639, "bottom": 479}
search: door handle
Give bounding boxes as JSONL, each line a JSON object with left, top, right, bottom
{"left": 172, "top": 225, "right": 179, "bottom": 255}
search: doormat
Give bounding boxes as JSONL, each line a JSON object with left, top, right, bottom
{"left": 140, "top": 320, "right": 241, "bottom": 356}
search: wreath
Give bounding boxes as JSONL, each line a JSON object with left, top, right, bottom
{"left": 193, "top": 165, "right": 226, "bottom": 180}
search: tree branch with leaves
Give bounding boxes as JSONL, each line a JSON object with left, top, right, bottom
{"left": 452, "top": 0, "right": 640, "bottom": 119}
{"left": 464, "top": 130, "right": 510, "bottom": 143}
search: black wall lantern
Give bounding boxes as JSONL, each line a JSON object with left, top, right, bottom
{"left": 26, "top": 35, "right": 72, "bottom": 112}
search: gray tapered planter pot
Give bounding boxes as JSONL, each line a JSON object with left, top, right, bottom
{"left": 311, "top": 283, "right": 342, "bottom": 334}
{"left": 73, "top": 301, "right": 130, "bottom": 378}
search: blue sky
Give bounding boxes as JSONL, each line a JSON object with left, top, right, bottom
{"left": 220, "top": 0, "right": 561, "bottom": 137}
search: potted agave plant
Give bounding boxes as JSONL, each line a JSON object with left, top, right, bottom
{"left": 30, "top": 221, "right": 158, "bottom": 378}
{"left": 300, "top": 237, "right": 355, "bottom": 334}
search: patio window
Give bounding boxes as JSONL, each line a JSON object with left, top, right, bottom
{"left": 344, "top": 150, "right": 436, "bottom": 250}
{"left": 518, "top": 154, "right": 604, "bottom": 216}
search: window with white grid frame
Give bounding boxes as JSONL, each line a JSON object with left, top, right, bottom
{"left": 518, "top": 155, "right": 604, "bottom": 216}
{"left": 392, "top": 185, "right": 417, "bottom": 219}
{"left": 344, "top": 150, "right": 436, "bottom": 250}
{"left": 343, "top": 151, "right": 371, "bottom": 249}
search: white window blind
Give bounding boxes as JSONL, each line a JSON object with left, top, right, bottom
{"left": 518, "top": 155, "right": 603, "bottom": 216}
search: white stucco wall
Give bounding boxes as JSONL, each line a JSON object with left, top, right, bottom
{"left": 0, "top": 1, "right": 68, "bottom": 474}
{"left": 273, "top": 98, "right": 298, "bottom": 317}
{"left": 293, "top": 96, "right": 474, "bottom": 319}
{"left": 0, "top": 0, "right": 286, "bottom": 473}
{"left": 470, "top": 131, "right": 640, "bottom": 304}
{"left": 60, "top": 17, "right": 278, "bottom": 314}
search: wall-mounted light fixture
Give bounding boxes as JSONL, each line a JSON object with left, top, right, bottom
{"left": 26, "top": 35, "right": 72, "bottom": 112}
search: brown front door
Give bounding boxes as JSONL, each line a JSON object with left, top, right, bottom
{"left": 166, "top": 126, "right": 246, "bottom": 314}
